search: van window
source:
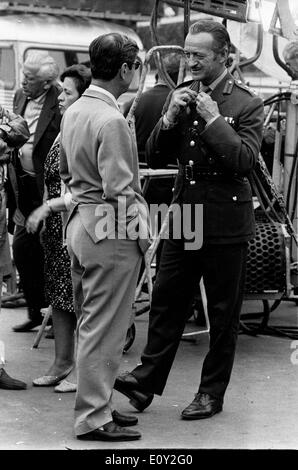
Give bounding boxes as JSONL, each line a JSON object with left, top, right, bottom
{"left": 0, "top": 47, "right": 15, "bottom": 90}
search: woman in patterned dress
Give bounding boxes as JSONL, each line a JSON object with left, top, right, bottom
{"left": 26, "top": 65, "right": 91, "bottom": 390}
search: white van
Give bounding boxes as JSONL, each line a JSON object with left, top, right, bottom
{"left": 0, "top": 12, "right": 144, "bottom": 111}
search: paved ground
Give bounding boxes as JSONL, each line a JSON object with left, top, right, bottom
{"left": 0, "top": 299, "right": 297, "bottom": 451}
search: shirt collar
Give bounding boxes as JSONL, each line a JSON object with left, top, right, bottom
{"left": 28, "top": 90, "right": 47, "bottom": 103}
{"left": 208, "top": 68, "right": 228, "bottom": 91}
{"left": 88, "top": 84, "right": 119, "bottom": 109}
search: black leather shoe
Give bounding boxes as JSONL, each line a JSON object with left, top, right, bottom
{"left": 0, "top": 368, "right": 27, "bottom": 390}
{"left": 12, "top": 318, "right": 43, "bottom": 332}
{"left": 77, "top": 421, "right": 141, "bottom": 441}
{"left": 112, "top": 410, "right": 138, "bottom": 427}
{"left": 181, "top": 392, "right": 223, "bottom": 420}
{"left": 114, "top": 372, "right": 154, "bottom": 412}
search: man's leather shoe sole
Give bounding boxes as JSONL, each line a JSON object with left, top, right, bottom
{"left": 77, "top": 421, "right": 141, "bottom": 441}
{"left": 114, "top": 374, "right": 153, "bottom": 412}
{"left": 112, "top": 410, "right": 138, "bottom": 427}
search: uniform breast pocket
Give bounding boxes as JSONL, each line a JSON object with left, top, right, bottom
{"left": 207, "top": 179, "right": 252, "bottom": 203}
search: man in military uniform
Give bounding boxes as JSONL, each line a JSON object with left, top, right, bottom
{"left": 115, "top": 19, "right": 264, "bottom": 420}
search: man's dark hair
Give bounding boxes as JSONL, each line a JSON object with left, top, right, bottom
{"left": 89, "top": 33, "right": 139, "bottom": 81}
{"left": 189, "top": 19, "right": 231, "bottom": 56}
{"left": 60, "top": 64, "right": 91, "bottom": 96}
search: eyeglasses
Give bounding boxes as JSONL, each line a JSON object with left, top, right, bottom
{"left": 132, "top": 60, "right": 141, "bottom": 70}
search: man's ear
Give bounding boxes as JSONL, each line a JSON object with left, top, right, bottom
{"left": 43, "top": 79, "right": 52, "bottom": 91}
{"left": 119, "top": 62, "right": 128, "bottom": 80}
{"left": 219, "top": 46, "right": 228, "bottom": 64}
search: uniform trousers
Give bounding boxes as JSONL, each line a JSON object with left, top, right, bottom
{"left": 132, "top": 237, "right": 248, "bottom": 400}
{"left": 66, "top": 212, "right": 142, "bottom": 436}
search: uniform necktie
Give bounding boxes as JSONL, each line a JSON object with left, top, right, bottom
{"left": 189, "top": 80, "right": 200, "bottom": 93}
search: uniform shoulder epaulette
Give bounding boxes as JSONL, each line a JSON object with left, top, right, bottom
{"left": 223, "top": 78, "right": 235, "bottom": 94}
{"left": 233, "top": 79, "right": 258, "bottom": 97}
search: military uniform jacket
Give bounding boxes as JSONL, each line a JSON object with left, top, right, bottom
{"left": 146, "top": 72, "right": 264, "bottom": 245}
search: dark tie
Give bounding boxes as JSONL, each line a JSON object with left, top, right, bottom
{"left": 21, "top": 97, "right": 31, "bottom": 116}
{"left": 189, "top": 80, "right": 200, "bottom": 93}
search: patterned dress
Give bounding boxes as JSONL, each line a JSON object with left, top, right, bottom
{"left": 43, "top": 139, "right": 75, "bottom": 314}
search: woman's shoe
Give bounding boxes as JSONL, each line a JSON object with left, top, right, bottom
{"left": 32, "top": 366, "right": 73, "bottom": 387}
{"left": 54, "top": 379, "right": 77, "bottom": 393}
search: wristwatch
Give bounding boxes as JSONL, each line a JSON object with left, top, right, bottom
{"left": 45, "top": 200, "right": 53, "bottom": 212}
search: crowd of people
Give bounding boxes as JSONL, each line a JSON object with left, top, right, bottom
{"left": 7, "top": 18, "right": 297, "bottom": 442}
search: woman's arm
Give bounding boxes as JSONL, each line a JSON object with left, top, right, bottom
{"left": 26, "top": 195, "right": 69, "bottom": 234}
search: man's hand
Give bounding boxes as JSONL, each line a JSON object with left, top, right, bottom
{"left": 166, "top": 87, "right": 198, "bottom": 123}
{"left": 195, "top": 92, "right": 220, "bottom": 123}
{"left": 26, "top": 204, "right": 51, "bottom": 234}
{"left": 0, "top": 139, "right": 8, "bottom": 157}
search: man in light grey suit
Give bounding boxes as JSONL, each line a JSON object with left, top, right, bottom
{"left": 60, "top": 33, "right": 149, "bottom": 441}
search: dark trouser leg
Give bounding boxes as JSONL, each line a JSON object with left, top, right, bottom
{"left": 199, "top": 243, "right": 248, "bottom": 400}
{"left": 12, "top": 224, "right": 46, "bottom": 319}
{"left": 132, "top": 237, "right": 202, "bottom": 395}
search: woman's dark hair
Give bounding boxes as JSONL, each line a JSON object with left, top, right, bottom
{"left": 89, "top": 33, "right": 139, "bottom": 80}
{"left": 189, "top": 19, "right": 231, "bottom": 56}
{"left": 60, "top": 64, "right": 91, "bottom": 96}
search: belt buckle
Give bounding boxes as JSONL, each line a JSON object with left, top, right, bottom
{"left": 185, "top": 164, "right": 193, "bottom": 181}
{"left": 185, "top": 160, "right": 195, "bottom": 184}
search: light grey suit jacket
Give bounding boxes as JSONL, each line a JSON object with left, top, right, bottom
{"left": 60, "top": 87, "right": 150, "bottom": 253}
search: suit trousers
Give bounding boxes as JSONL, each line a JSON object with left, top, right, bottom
{"left": 132, "top": 237, "right": 248, "bottom": 400}
{"left": 12, "top": 224, "right": 46, "bottom": 316}
{"left": 66, "top": 212, "right": 142, "bottom": 436}
{"left": 12, "top": 173, "right": 46, "bottom": 318}
{"left": 0, "top": 189, "right": 12, "bottom": 277}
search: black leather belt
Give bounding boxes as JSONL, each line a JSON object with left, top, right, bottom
{"left": 181, "top": 164, "right": 230, "bottom": 182}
